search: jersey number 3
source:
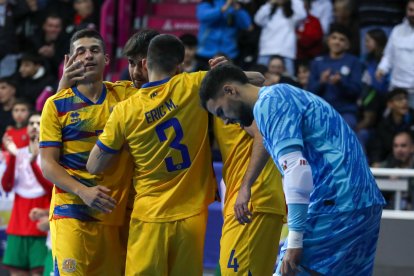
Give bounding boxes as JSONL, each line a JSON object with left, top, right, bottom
{"left": 155, "top": 117, "right": 191, "bottom": 172}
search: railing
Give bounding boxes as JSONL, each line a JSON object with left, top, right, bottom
{"left": 371, "top": 168, "right": 414, "bottom": 211}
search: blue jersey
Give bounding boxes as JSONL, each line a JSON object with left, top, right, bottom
{"left": 254, "top": 84, "right": 385, "bottom": 214}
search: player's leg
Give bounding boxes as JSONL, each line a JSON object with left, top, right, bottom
{"left": 169, "top": 210, "right": 208, "bottom": 276}
{"left": 220, "top": 213, "right": 284, "bottom": 276}
{"left": 53, "top": 219, "right": 123, "bottom": 276}
{"left": 125, "top": 218, "right": 169, "bottom": 276}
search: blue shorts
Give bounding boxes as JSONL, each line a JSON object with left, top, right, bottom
{"left": 276, "top": 205, "right": 383, "bottom": 275}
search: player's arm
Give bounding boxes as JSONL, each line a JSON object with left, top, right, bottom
{"left": 278, "top": 146, "right": 313, "bottom": 276}
{"left": 40, "top": 147, "right": 116, "bottom": 213}
{"left": 234, "top": 121, "right": 270, "bottom": 224}
{"left": 208, "top": 57, "right": 264, "bottom": 86}
{"left": 87, "top": 104, "right": 126, "bottom": 174}
{"left": 87, "top": 145, "right": 118, "bottom": 174}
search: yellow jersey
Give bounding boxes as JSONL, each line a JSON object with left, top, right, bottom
{"left": 40, "top": 81, "right": 135, "bottom": 226}
{"left": 98, "top": 72, "right": 216, "bottom": 222}
{"left": 213, "top": 117, "right": 286, "bottom": 217}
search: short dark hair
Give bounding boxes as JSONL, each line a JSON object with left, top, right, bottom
{"left": 268, "top": 55, "right": 285, "bottom": 66}
{"left": 248, "top": 64, "right": 268, "bottom": 75}
{"left": 0, "top": 77, "right": 17, "bottom": 88}
{"left": 20, "top": 53, "right": 43, "bottom": 65}
{"left": 329, "top": 23, "right": 352, "bottom": 41}
{"left": 122, "top": 29, "right": 160, "bottom": 58}
{"left": 387, "top": 88, "right": 408, "bottom": 102}
{"left": 12, "top": 98, "right": 33, "bottom": 111}
{"left": 70, "top": 29, "right": 105, "bottom": 54}
{"left": 179, "top": 33, "right": 198, "bottom": 47}
{"left": 199, "top": 63, "right": 248, "bottom": 109}
{"left": 147, "top": 34, "right": 185, "bottom": 74}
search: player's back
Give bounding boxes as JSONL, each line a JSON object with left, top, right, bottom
{"left": 40, "top": 81, "right": 135, "bottom": 225}
{"left": 119, "top": 72, "right": 216, "bottom": 222}
{"left": 213, "top": 117, "right": 286, "bottom": 217}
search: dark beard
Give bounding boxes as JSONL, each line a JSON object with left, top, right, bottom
{"left": 238, "top": 102, "right": 254, "bottom": 127}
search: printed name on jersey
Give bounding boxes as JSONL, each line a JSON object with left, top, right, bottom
{"left": 145, "top": 98, "right": 178, "bottom": 124}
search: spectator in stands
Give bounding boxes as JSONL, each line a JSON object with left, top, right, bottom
{"left": 29, "top": 208, "right": 53, "bottom": 276}
{"left": 378, "top": 131, "right": 414, "bottom": 209}
{"left": 179, "top": 33, "right": 204, "bottom": 72}
{"left": 0, "top": 0, "right": 22, "bottom": 78}
{"left": 1, "top": 112, "right": 52, "bottom": 276}
{"left": 266, "top": 55, "right": 300, "bottom": 86}
{"left": 332, "top": 0, "right": 360, "bottom": 56}
{"left": 363, "top": 29, "right": 390, "bottom": 96}
{"left": 308, "top": 24, "right": 363, "bottom": 129}
{"left": 358, "top": 0, "right": 405, "bottom": 57}
{"left": 255, "top": 0, "right": 306, "bottom": 76}
{"left": 296, "top": 0, "right": 323, "bottom": 61}
{"left": 376, "top": 0, "right": 414, "bottom": 107}
{"left": 16, "top": 53, "right": 55, "bottom": 107}
{"left": 66, "top": 0, "right": 99, "bottom": 35}
{"left": 2, "top": 100, "right": 31, "bottom": 154}
{"left": 27, "top": 13, "right": 69, "bottom": 77}
{"left": 0, "top": 77, "right": 17, "bottom": 139}
{"left": 196, "top": 0, "right": 252, "bottom": 68}
{"left": 296, "top": 60, "right": 310, "bottom": 89}
{"left": 369, "top": 89, "right": 414, "bottom": 167}
{"left": 309, "top": 0, "right": 333, "bottom": 34}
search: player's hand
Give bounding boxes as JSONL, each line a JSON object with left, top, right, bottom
{"left": 280, "top": 248, "right": 303, "bottom": 276}
{"left": 30, "top": 136, "right": 40, "bottom": 162}
{"left": 2, "top": 135, "right": 17, "bottom": 156}
{"left": 78, "top": 185, "right": 117, "bottom": 213}
{"left": 234, "top": 184, "right": 252, "bottom": 224}
{"left": 59, "top": 53, "right": 85, "bottom": 91}
{"left": 209, "top": 56, "right": 228, "bottom": 69}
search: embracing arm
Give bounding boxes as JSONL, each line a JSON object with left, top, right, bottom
{"left": 40, "top": 147, "right": 116, "bottom": 213}
{"left": 87, "top": 144, "right": 117, "bottom": 174}
{"left": 234, "top": 121, "right": 270, "bottom": 224}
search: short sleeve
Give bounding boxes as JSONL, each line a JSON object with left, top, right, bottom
{"left": 39, "top": 98, "right": 62, "bottom": 148}
{"left": 255, "top": 88, "right": 304, "bottom": 159}
{"left": 97, "top": 102, "right": 126, "bottom": 153}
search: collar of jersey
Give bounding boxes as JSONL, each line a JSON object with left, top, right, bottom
{"left": 141, "top": 77, "right": 171, "bottom": 88}
{"left": 72, "top": 84, "right": 107, "bottom": 105}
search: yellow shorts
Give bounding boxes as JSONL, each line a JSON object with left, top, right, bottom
{"left": 125, "top": 210, "right": 208, "bottom": 276}
{"left": 219, "top": 213, "right": 284, "bottom": 276}
{"left": 50, "top": 219, "right": 124, "bottom": 276}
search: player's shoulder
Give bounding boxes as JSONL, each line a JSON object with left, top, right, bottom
{"left": 43, "top": 88, "right": 75, "bottom": 108}
{"left": 104, "top": 80, "right": 136, "bottom": 100}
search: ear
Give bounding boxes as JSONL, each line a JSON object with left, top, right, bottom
{"left": 142, "top": 58, "right": 148, "bottom": 71}
{"left": 223, "top": 84, "right": 235, "bottom": 96}
{"left": 104, "top": 54, "right": 110, "bottom": 65}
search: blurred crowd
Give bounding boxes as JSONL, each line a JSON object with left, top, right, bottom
{"left": 1, "top": 0, "right": 414, "bottom": 233}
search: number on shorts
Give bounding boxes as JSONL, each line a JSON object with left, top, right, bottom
{"left": 155, "top": 117, "right": 191, "bottom": 172}
{"left": 227, "top": 249, "right": 239, "bottom": 272}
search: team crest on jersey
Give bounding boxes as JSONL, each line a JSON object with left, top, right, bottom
{"left": 62, "top": 258, "right": 76, "bottom": 273}
{"left": 70, "top": 112, "right": 81, "bottom": 123}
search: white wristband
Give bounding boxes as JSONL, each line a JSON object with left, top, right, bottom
{"left": 287, "top": 230, "right": 304, "bottom": 249}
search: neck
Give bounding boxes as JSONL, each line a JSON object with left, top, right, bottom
{"left": 392, "top": 111, "right": 403, "bottom": 124}
{"left": 330, "top": 51, "right": 345, "bottom": 59}
{"left": 243, "top": 84, "right": 261, "bottom": 110}
{"left": 2, "top": 97, "right": 15, "bottom": 111}
{"left": 148, "top": 70, "right": 173, "bottom": 83}
{"left": 76, "top": 81, "right": 103, "bottom": 102}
